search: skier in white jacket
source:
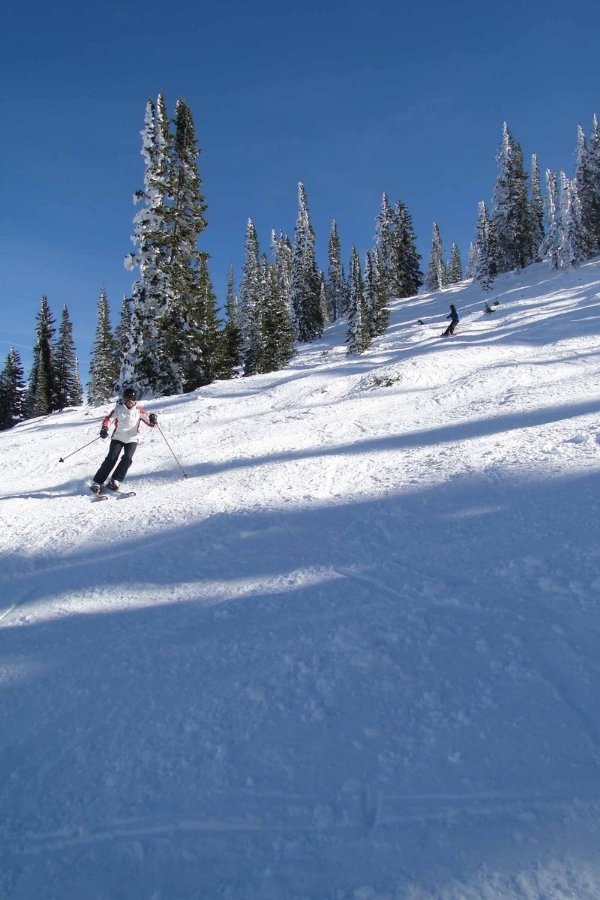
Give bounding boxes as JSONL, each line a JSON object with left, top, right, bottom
{"left": 90, "top": 387, "right": 157, "bottom": 494}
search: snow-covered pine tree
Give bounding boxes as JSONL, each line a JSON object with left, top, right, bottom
{"left": 116, "top": 296, "right": 135, "bottom": 386}
{"left": 327, "top": 220, "right": 348, "bottom": 319}
{"left": 271, "top": 231, "right": 294, "bottom": 317}
{"left": 446, "top": 242, "right": 463, "bottom": 284}
{"left": 542, "top": 169, "right": 561, "bottom": 270}
{"left": 54, "top": 306, "right": 83, "bottom": 409}
{"left": 88, "top": 288, "right": 119, "bottom": 405}
{"left": 240, "top": 218, "right": 263, "bottom": 376}
{"left": 219, "top": 264, "right": 244, "bottom": 379}
{"left": 425, "top": 222, "right": 447, "bottom": 290}
{"left": 492, "top": 122, "right": 532, "bottom": 272}
{"left": 559, "top": 172, "right": 586, "bottom": 269}
{"left": 474, "top": 201, "right": 497, "bottom": 292}
{"left": 365, "top": 249, "right": 389, "bottom": 337}
{"left": 163, "top": 98, "right": 214, "bottom": 390}
{"left": 374, "top": 193, "right": 395, "bottom": 301}
{"left": 587, "top": 114, "right": 600, "bottom": 253}
{"left": 290, "top": 183, "right": 323, "bottom": 342}
{"left": 318, "top": 272, "right": 330, "bottom": 327}
{"left": 465, "top": 242, "right": 477, "bottom": 279}
{"left": 529, "top": 154, "right": 545, "bottom": 262}
{"left": 259, "top": 260, "right": 295, "bottom": 374}
{"left": 124, "top": 95, "right": 176, "bottom": 396}
{"left": 26, "top": 295, "right": 56, "bottom": 417}
{"left": 0, "top": 348, "right": 26, "bottom": 430}
{"left": 392, "top": 201, "right": 423, "bottom": 298}
{"left": 346, "top": 247, "right": 371, "bottom": 354}
{"left": 573, "top": 125, "right": 596, "bottom": 260}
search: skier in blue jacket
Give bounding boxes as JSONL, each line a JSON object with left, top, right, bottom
{"left": 442, "top": 304, "right": 459, "bottom": 336}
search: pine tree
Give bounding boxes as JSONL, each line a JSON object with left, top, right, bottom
{"left": 559, "top": 172, "right": 586, "bottom": 269}
{"left": 392, "top": 201, "right": 423, "bottom": 297}
{"left": 474, "top": 201, "right": 497, "bottom": 292}
{"left": 240, "top": 218, "right": 263, "bottom": 376}
{"left": 88, "top": 288, "right": 119, "bottom": 405}
{"left": 492, "top": 122, "right": 532, "bottom": 272}
{"left": 271, "top": 231, "right": 293, "bottom": 316}
{"left": 346, "top": 247, "right": 371, "bottom": 354}
{"left": 291, "top": 183, "right": 323, "bottom": 342}
{"left": 587, "top": 114, "right": 600, "bottom": 253}
{"left": 374, "top": 193, "right": 395, "bottom": 300}
{"left": 465, "top": 242, "right": 477, "bottom": 279}
{"left": 54, "top": 306, "right": 83, "bottom": 408}
{"left": 542, "top": 169, "right": 561, "bottom": 270}
{"left": 573, "top": 125, "right": 595, "bottom": 259}
{"left": 447, "top": 242, "right": 463, "bottom": 284}
{"left": 219, "top": 264, "right": 244, "bottom": 379}
{"left": 26, "top": 295, "right": 56, "bottom": 417}
{"left": 0, "top": 348, "right": 26, "bottom": 430}
{"left": 327, "top": 220, "right": 348, "bottom": 319}
{"left": 425, "top": 222, "right": 447, "bottom": 290}
{"left": 116, "top": 295, "right": 135, "bottom": 387}
{"left": 124, "top": 95, "right": 212, "bottom": 397}
{"left": 530, "top": 154, "right": 545, "bottom": 262}
{"left": 259, "top": 261, "right": 295, "bottom": 373}
{"left": 365, "top": 249, "right": 389, "bottom": 337}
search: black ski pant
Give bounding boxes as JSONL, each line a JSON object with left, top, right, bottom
{"left": 442, "top": 321, "right": 457, "bottom": 336}
{"left": 93, "top": 439, "right": 137, "bottom": 485}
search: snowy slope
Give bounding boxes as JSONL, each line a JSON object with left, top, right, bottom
{"left": 2, "top": 260, "right": 600, "bottom": 899}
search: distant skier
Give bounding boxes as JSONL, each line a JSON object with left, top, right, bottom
{"left": 442, "top": 304, "right": 459, "bottom": 336}
{"left": 90, "top": 387, "right": 157, "bottom": 494}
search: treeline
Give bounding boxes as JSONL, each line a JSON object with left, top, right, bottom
{"left": 3, "top": 106, "right": 600, "bottom": 431}
{"left": 0, "top": 298, "right": 83, "bottom": 430}
{"left": 425, "top": 118, "right": 600, "bottom": 293}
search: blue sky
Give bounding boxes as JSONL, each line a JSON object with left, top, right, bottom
{"left": 2, "top": 0, "right": 600, "bottom": 381}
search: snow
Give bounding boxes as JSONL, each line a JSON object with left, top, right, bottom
{"left": 2, "top": 260, "right": 600, "bottom": 898}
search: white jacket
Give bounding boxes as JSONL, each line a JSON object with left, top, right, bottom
{"left": 102, "top": 402, "right": 155, "bottom": 444}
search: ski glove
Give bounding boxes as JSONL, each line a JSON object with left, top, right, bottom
{"left": 149, "top": 413, "right": 158, "bottom": 424}
{"left": 100, "top": 427, "right": 109, "bottom": 439}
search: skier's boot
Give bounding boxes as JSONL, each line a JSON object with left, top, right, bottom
{"left": 90, "top": 482, "right": 102, "bottom": 495}
{"left": 107, "top": 479, "right": 120, "bottom": 491}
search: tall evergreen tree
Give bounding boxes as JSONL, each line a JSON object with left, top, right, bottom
{"left": 124, "top": 95, "right": 212, "bottom": 397}
{"left": 327, "top": 220, "right": 348, "bottom": 319}
{"left": 465, "top": 242, "right": 477, "bottom": 279}
{"left": 116, "top": 295, "right": 135, "bottom": 385}
{"left": 271, "top": 231, "right": 293, "bottom": 315}
{"left": 542, "top": 169, "right": 561, "bottom": 270}
{"left": 219, "top": 264, "right": 244, "bottom": 379}
{"left": 530, "top": 153, "right": 545, "bottom": 262}
{"left": 240, "top": 218, "right": 263, "bottom": 376}
{"left": 26, "top": 295, "right": 56, "bottom": 417}
{"left": 425, "top": 222, "right": 447, "bottom": 290}
{"left": 559, "top": 172, "right": 586, "bottom": 269}
{"left": 346, "top": 247, "right": 371, "bottom": 354}
{"left": 573, "top": 125, "right": 595, "bottom": 259}
{"left": 447, "top": 242, "right": 463, "bottom": 284}
{"left": 124, "top": 95, "right": 175, "bottom": 396}
{"left": 259, "top": 260, "right": 295, "bottom": 373}
{"left": 88, "top": 288, "right": 119, "bottom": 405}
{"left": 365, "top": 249, "right": 389, "bottom": 337}
{"left": 587, "top": 114, "right": 600, "bottom": 253}
{"left": 474, "top": 201, "right": 497, "bottom": 292}
{"left": 0, "top": 348, "right": 26, "bottom": 430}
{"left": 290, "top": 182, "right": 323, "bottom": 342}
{"left": 492, "top": 122, "right": 532, "bottom": 271}
{"left": 54, "top": 305, "right": 83, "bottom": 408}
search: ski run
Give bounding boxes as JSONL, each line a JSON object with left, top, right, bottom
{"left": 2, "top": 259, "right": 600, "bottom": 899}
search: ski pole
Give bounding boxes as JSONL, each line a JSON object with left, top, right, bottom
{"left": 156, "top": 423, "right": 188, "bottom": 479}
{"left": 59, "top": 436, "right": 102, "bottom": 463}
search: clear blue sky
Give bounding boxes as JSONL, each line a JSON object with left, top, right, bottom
{"left": 2, "top": 0, "right": 600, "bottom": 381}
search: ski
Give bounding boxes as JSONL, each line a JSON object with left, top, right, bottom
{"left": 90, "top": 488, "right": 136, "bottom": 501}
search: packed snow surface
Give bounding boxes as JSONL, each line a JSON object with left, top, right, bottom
{"left": 2, "top": 261, "right": 600, "bottom": 899}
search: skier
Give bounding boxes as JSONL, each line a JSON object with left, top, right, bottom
{"left": 442, "top": 304, "right": 459, "bottom": 336}
{"left": 90, "top": 387, "right": 157, "bottom": 494}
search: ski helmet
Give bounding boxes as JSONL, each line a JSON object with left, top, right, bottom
{"left": 123, "top": 387, "right": 137, "bottom": 401}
